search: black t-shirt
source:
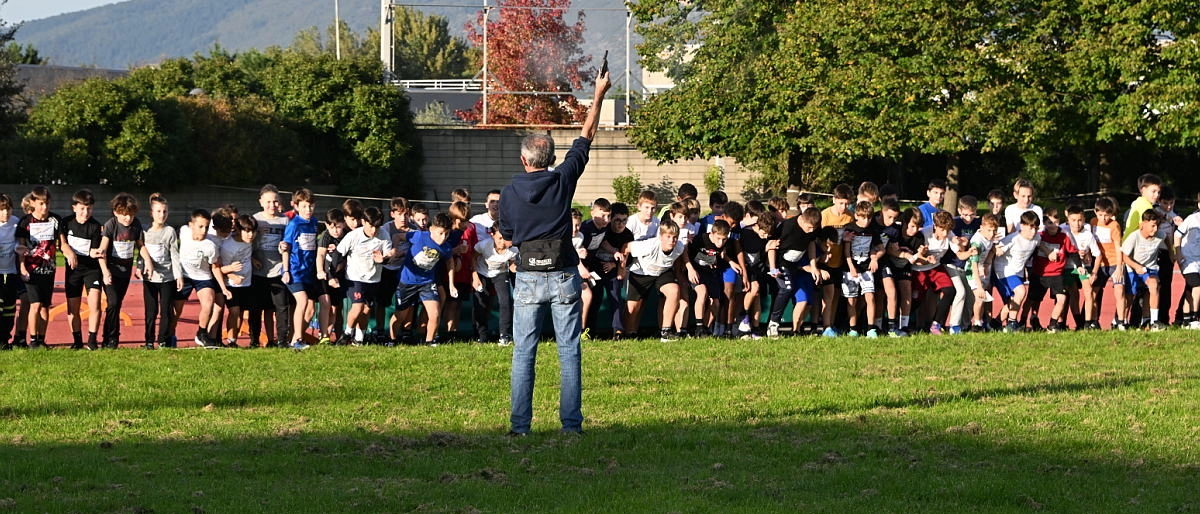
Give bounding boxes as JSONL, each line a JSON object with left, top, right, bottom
{"left": 843, "top": 223, "right": 882, "bottom": 268}
{"left": 318, "top": 230, "right": 345, "bottom": 278}
{"left": 687, "top": 231, "right": 730, "bottom": 273}
{"left": 579, "top": 220, "right": 608, "bottom": 269}
{"left": 597, "top": 228, "right": 634, "bottom": 278}
{"left": 64, "top": 216, "right": 103, "bottom": 271}
{"left": 771, "top": 220, "right": 814, "bottom": 267}
{"left": 17, "top": 213, "right": 63, "bottom": 276}
{"left": 101, "top": 217, "right": 144, "bottom": 267}
{"left": 949, "top": 217, "right": 982, "bottom": 266}
{"left": 739, "top": 226, "right": 768, "bottom": 274}
{"left": 890, "top": 231, "right": 925, "bottom": 272}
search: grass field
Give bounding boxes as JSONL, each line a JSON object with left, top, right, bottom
{"left": 1, "top": 330, "right": 1198, "bottom": 513}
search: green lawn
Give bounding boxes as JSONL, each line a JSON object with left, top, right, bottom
{"left": 1, "top": 331, "right": 1198, "bottom": 513}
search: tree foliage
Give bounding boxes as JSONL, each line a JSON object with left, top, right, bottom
{"left": 628, "top": 0, "right": 1200, "bottom": 195}
{"left": 8, "top": 48, "right": 423, "bottom": 194}
{"left": 462, "top": 0, "right": 593, "bottom": 125}
{"left": 0, "top": 14, "right": 23, "bottom": 138}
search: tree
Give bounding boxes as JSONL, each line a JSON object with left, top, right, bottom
{"left": 391, "top": 7, "right": 477, "bottom": 80}
{"left": 2, "top": 42, "right": 42, "bottom": 65}
{"left": 627, "top": 0, "right": 1200, "bottom": 197}
{"left": 462, "top": 0, "right": 593, "bottom": 125}
{"left": 0, "top": 14, "right": 23, "bottom": 138}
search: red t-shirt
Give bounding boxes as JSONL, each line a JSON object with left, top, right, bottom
{"left": 1032, "top": 229, "right": 1076, "bottom": 277}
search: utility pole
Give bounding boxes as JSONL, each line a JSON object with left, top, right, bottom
{"left": 334, "top": 0, "right": 342, "bottom": 60}
{"left": 380, "top": 0, "right": 393, "bottom": 80}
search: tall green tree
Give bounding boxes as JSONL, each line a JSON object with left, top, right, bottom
{"left": 628, "top": 0, "right": 1200, "bottom": 196}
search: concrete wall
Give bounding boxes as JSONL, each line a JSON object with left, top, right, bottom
{"left": 418, "top": 127, "right": 753, "bottom": 207}
{"left": 1, "top": 128, "right": 755, "bottom": 225}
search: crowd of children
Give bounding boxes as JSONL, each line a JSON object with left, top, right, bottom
{"left": 0, "top": 174, "right": 1192, "bottom": 350}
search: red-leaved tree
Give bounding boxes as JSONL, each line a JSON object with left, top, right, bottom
{"left": 461, "top": 0, "right": 593, "bottom": 125}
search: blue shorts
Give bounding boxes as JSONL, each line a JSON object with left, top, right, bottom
{"left": 286, "top": 279, "right": 322, "bottom": 297}
{"left": 790, "top": 269, "right": 817, "bottom": 303}
{"left": 1125, "top": 269, "right": 1158, "bottom": 296}
{"left": 994, "top": 274, "right": 1026, "bottom": 303}
{"left": 722, "top": 266, "right": 739, "bottom": 284}
{"left": 397, "top": 281, "right": 439, "bottom": 310}
{"left": 178, "top": 277, "right": 217, "bottom": 300}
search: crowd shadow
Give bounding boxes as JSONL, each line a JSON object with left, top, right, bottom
{"left": 2, "top": 373, "right": 1196, "bottom": 513}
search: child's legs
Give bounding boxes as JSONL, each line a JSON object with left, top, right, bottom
{"left": 493, "top": 274, "right": 514, "bottom": 337}
{"left": 144, "top": 282, "right": 161, "bottom": 342}
{"left": 946, "top": 267, "right": 969, "bottom": 327}
{"left": 66, "top": 296, "right": 82, "bottom": 333}
{"left": 1146, "top": 276, "right": 1160, "bottom": 310}
{"left": 422, "top": 299, "right": 441, "bottom": 341}
{"left": 86, "top": 287, "right": 102, "bottom": 334}
{"left": 290, "top": 290, "right": 310, "bottom": 341}
{"left": 196, "top": 288, "right": 217, "bottom": 335}
{"left": 693, "top": 284, "right": 710, "bottom": 323}
{"left": 102, "top": 269, "right": 132, "bottom": 341}
{"left": 846, "top": 296, "right": 859, "bottom": 326}
{"left": 659, "top": 282, "right": 680, "bottom": 328}
{"left": 580, "top": 283, "right": 592, "bottom": 329}
{"left": 883, "top": 276, "right": 898, "bottom": 320}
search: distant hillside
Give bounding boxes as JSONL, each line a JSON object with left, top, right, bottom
{"left": 10, "top": 0, "right": 639, "bottom": 87}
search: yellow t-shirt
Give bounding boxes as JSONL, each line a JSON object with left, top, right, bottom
{"left": 820, "top": 207, "right": 853, "bottom": 269}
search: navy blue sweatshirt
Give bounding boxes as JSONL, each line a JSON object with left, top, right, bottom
{"left": 499, "top": 137, "right": 590, "bottom": 253}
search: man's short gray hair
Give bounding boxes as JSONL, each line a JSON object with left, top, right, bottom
{"left": 521, "top": 134, "right": 556, "bottom": 169}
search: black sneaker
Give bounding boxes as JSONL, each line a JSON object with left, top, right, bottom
{"left": 335, "top": 333, "right": 354, "bottom": 346}
{"left": 659, "top": 328, "right": 678, "bottom": 342}
{"left": 70, "top": 342, "right": 84, "bottom": 350}
{"left": 1046, "top": 320, "right": 1062, "bottom": 333}
{"left": 144, "top": 341, "right": 155, "bottom": 350}
{"left": 1, "top": 343, "right": 11, "bottom": 351}
{"left": 30, "top": 338, "right": 47, "bottom": 349}
{"left": 105, "top": 340, "right": 120, "bottom": 350}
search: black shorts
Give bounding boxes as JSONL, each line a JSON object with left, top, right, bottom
{"left": 819, "top": 267, "right": 843, "bottom": 287}
{"left": 397, "top": 281, "right": 439, "bottom": 310}
{"left": 883, "top": 265, "right": 912, "bottom": 282}
{"left": 378, "top": 268, "right": 400, "bottom": 304}
{"left": 322, "top": 274, "right": 346, "bottom": 302}
{"left": 226, "top": 286, "right": 251, "bottom": 308}
{"left": 1039, "top": 275, "right": 1066, "bottom": 296}
{"left": 25, "top": 273, "right": 54, "bottom": 305}
{"left": 1185, "top": 273, "right": 1200, "bottom": 289}
{"left": 348, "top": 281, "right": 378, "bottom": 305}
{"left": 627, "top": 269, "right": 677, "bottom": 302}
{"left": 64, "top": 266, "right": 102, "bottom": 298}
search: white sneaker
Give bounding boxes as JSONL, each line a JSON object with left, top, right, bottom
{"left": 737, "top": 316, "right": 752, "bottom": 334}
{"left": 1189, "top": 321, "right": 1200, "bottom": 330}
{"left": 766, "top": 321, "right": 780, "bottom": 338}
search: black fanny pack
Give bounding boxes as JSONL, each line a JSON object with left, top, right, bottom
{"left": 518, "top": 237, "right": 575, "bottom": 272}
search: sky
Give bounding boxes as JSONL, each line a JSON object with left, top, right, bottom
{"left": 2, "top": 0, "right": 121, "bottom": 23}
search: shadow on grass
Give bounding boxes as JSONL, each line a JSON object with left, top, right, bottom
{"left": 794, "top": 375, "right": 1159, "bottom": 416}
{"left": 2, "top": 375, "right": 1198, "bottom": 513}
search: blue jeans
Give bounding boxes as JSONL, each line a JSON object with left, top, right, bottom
{"left": 510, "top": 269, "right": 583, "bottom": 433}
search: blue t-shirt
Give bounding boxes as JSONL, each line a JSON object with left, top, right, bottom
{"left": 284, "top": 214, "right": 319, "bottom": 283}
{"left": 918, "top": 203, "right": 940, "bottom": 229}
{"left": 401, "top": 231, "right": 453, "bottom": 286}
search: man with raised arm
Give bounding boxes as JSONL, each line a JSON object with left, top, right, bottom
{"left": 500, "top": 67, "right": 612, "bottom": 436}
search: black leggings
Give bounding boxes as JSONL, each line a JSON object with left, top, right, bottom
{"left": 144, "top": 280, "right": 176, "bottom": 343}
{"left": 103, "top": 264, "right": 133, "bottom": 342}
{"left": 473, "top": 273, "right": 513, "bottom": 338}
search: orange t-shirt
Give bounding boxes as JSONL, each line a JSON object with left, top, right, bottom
{"left": 1091, "top": 218, "right": 1123, "bottom": 267}
{"left": 820, "top": 207, "right": 853, "bottom": 269}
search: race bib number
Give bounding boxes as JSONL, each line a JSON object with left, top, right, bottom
{"left": 113, "top": 240, "right": 136, "bottom": 259}
{"left": 68, "top": 234, "right": 92, "bottom": 256}
{"left": 297, "top": 233, "right": 317, "bottom": 251}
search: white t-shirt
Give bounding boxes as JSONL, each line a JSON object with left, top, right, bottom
{"left": 474, "top": 239, "right": 518, "bottom": 278}
{"left": 1063, "top": 223, "right": 1099, "bottom": 270}
{"left": 914, "top": 228, "right": 953, "bottom": 272}
{"left": 1177, "top": 212, "right": 1200, "bottom": 263}
{"left": 627, "top": 215, "right": 660, "bottom": 242}
{"left": 1003, "top": 203, "right": 1043, "bottom": 234}
{"left": 179, "top": 230, "right": 219, "bottom": 281}
{"left": 336, "top": 228, "right": 393, "bottom": 283}
{"left": 219, "top": 237, "right": 254, "bottom": 288}
{"left": 629, "top": 238, "right": 684, "bottom": 276}
{"left": 968, "top": 231, "right": 997, "bottom": 277}
{"left": 1121, "top": 231, "right": 1165, "bottom": 269}
{"left": 995, "top": 232, "right": 1041, "bottom": 279}
{"left": 470, "top": 213, "right": 497, "bottom": 238}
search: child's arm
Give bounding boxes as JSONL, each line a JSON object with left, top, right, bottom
{"left": 843, "top": 238, "right": 859, "bottom": 277}
{"left": 59, "top": 232, "right": 78, "bottom": 270}
{"left": 316, "top": 244, "right": 329, "bottom": 282}
{"left": 212, "top": 260, "right": 232, "bottom": 300}
{"left": 169, "top": 231, "right": 184, "bottom": 291}
{"left": 16, "top": 235, "right": 30, "bottom": 279}
{"left": 804, "top": 240, "right": 820, "bottom": 281}
{"left": 98, "top": 235, "right": 113, "bottom": 285}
